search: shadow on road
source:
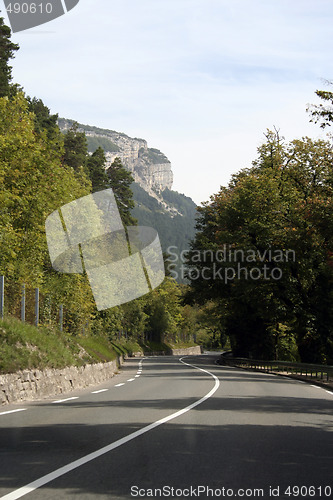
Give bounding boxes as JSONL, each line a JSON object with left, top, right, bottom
{"left": 0, "top": 420, "right": 331, "bottom": 499}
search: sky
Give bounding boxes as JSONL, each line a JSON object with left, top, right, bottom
{"left": 3, "top": 0, "right": 333, "bottom": 204}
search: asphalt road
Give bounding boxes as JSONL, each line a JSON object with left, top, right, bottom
{"left": 0, "top": 354, "right": 332, "bottom": 500}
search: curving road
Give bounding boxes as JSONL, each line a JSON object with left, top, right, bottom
{"left": 0, "top": 355, "right": 332, "bottom": 499}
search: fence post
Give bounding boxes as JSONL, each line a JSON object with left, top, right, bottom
{"left": 35, "top": 288, "right": 39, "bottom": 327}
{"left": 21, "top": 284, "right": 26, "bottom": 322}
{"left": 59, "top": 304, "right": 63, "bottom": 332}
{"left": 0, "top": 276, "right": 4, "bottom": 321}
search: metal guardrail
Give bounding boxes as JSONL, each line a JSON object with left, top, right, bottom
{"left": 220, "top": 355, "right": 333, "bottom": 382}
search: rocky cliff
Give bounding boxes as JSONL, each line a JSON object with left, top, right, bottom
{"left": 58, "top": 119, "right": 173, "bottom": 200}
{"left": 57, "top": 118, "right": 197, "bottom": 282}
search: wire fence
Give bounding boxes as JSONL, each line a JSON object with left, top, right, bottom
{"left": 0, "top": 275, "right": 64, "bottom": 331}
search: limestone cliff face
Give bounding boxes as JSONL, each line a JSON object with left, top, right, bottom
{"left": 58, "top": 119, "right": 173, "bottom": 198}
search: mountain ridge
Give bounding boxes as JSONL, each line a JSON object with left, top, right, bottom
{"left": 57, "top": 118, "right": 197, "bottom": 281}
{"left": 58, "top": 118, "right": 174, "bottom": 205}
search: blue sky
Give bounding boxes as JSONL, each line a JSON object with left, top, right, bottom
{"left": 4, "top": 0, "right": 333, "bottom": 204}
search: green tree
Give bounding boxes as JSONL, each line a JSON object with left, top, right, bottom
{"left": 62, "top": 122, "right": 89, "bottom": 173}
{"left": 144, "top": 278, "right": 183, "bottom": 344}
{"left": 106, "top": 157, "right": 136, "bottom": 225}
{"left": 87, "top": 146, "right": 109, "bottom": 192}
{"left": 120, "top": 298, "right": 148, "bottom": 342}
{"left": 0, "top": 17, "right": 19, "bottom": 98}
{"left": 186, "top": 131, "right": 333, "bottom": 363}
{"left": 0, "top": 93, "right": 94, "bottom": 332}
{"left": 27, "top": 97, "right": 60, "bottom": 140}
{"left": 307, "top": 81, "right": 333, "bottom": 129}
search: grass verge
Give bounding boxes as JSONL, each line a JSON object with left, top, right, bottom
{"left": 0, "top": 316, "right": 140, "bottom": 374}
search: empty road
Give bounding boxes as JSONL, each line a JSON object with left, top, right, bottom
{"left": 0, "top": 355, "right": 332, "bottom": 499}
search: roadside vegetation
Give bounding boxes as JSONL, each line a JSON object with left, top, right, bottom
{"left": 0, "top": 316, "right": 200, "bottom": 374}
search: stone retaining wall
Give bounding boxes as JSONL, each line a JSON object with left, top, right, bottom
{"left": 0, "top": 357, "right": 122, "bottom": 406}
{"left": 170, "top": 346, "right": 203, "bottom": 356}
{"left": 143, "top": 346, "right": 203, "bottom": 356}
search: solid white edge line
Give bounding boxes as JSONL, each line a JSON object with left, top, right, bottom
{"left": 52, "top": 397, "right": 79, "bottom": 404}
{"left": 1, "top": 356, "right": 219, "bottom": 500}
{"left": 0, "top": 409, "right": 27, "bottom": 416}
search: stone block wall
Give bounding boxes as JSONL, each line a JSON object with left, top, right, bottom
{"left": 170, "top": 346, "right": 203, "bottom": 356}
{"left": 0, "top": 358, "right": 122, "bottom": 406}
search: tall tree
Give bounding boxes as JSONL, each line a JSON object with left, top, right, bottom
{"left": 27, "top": 97, "right": 60, "bottom": 140}
{"left": 87, "top": 146, "right": 109, "bottom": 192}
{"left": 106, "top": 157, "right": 136, "bottom": 225}
{"left": 62, "top": 122, "right": 88, "bottom": 172}
{"left": 0, "top": 17, "right": 19, "bottom": 98}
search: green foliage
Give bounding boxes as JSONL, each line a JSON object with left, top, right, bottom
{"left": 0, "top": 316, "right": 82, "bottom": 373}
{"left": 179, "top": 303, "right": 202, "bottom": 344}
{"left": 77, "top": 336, "right": 118, "bottom": 363}
{"left": 162, "top": 188, "right": 197, "bottom": 217}
{"left": 87, "top": 146, "right": 109, "bottom": 192}
{"left": 144, "top": 278, "right": 183, "bottom": 343}
{"left": 0, "top": 93, "right": 94, "bottom": 333}
{"left": 0, "top": 316, "right": 125, "bottom": 374}
{"left": 139, "top": 340, "right": 172, "bottom": 353}
{"left": 139, "top": 147, "right": 169, "bottom": 164}
{"left": 86, "top": 135, "right": 120, "bottom": 153}
{"left": 62, "top": 122, "right": 89, "bottom": 172}
{"left": 131, "top": 183, "right": 197, "bottom": 282}
{"left": 107, "top": 157, "right": 137, "bottom": 225}
{"left": 112, "top": 339, "right": 142, "bottom": 357}
{"left": 187, "top": 130, "right": 333, "bottom": 363}
{"left": 307, "top": 81, "right": 333, "bottom": 129}
{"left": 0, "top": 17, "right": 19, "bottom": 98}
{"left": 27, "top": 97, "right": 59, "bottom": 140}
{"left": 121, "top": 299, "right": 148, "bottom": 342}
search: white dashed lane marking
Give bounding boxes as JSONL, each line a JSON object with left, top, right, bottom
{"left": 52, "top": 397, "right": 79, "bottom": 404}
{"left": 1, "top": 360, "right": 144, "bottom": 416}
{"left": 0, "top": 409, "right": 27, "bottom": 416}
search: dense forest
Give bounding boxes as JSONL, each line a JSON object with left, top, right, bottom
{"left": 186, "top": 124, "right": 333, "bottom": 363}
{"left": 131, "top": 183, "right": 197, "bottom": 281}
